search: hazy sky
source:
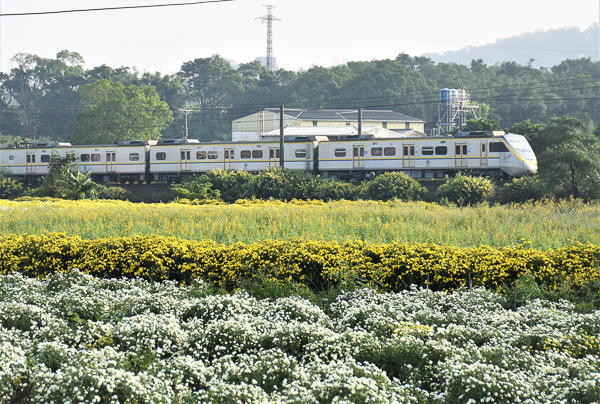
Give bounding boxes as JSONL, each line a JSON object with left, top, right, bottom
{"left": 0, "top": 0, "right": 598, "bottom": 74}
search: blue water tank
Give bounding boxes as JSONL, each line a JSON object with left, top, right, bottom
{"left": 440, "top": 88, "right": 450, "bottom": 103}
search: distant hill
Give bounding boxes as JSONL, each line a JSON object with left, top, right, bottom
{"left": 423, "top": 24, "right": 599, "bottom": 67}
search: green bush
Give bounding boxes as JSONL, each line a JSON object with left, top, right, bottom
{"left": 436, "top": 176, "right": 494, "bottom": 206}
{"left": 360, "top": 172, "right": 426, "bottom": 202}
{"left": 500, "top": 176, "right": 548, "bottom": 203}
{"left": 191, "top": 169, "right": 253, "bottom": 203}
{"left": 311, "top": 179, "right": 361, "bottom": 201}
{"left": 92, "top": 185, "right": 130, "bottom": 200}
{"left": 0, "top": 177, "right": 23, "bottom": 199}
{"left": 247, "top": 167, "right": 315, "bottom": 201}
{"left": 171, "top": 177, "right": 220, "bottom": 201}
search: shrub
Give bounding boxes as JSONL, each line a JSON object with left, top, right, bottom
{"left": 360, "top": 172, "right": 426, "bottom": 202}
{"left": 247, "top": 167, "right": 315, "bottom": 201}
{"left": 191, "top": 169, "right": 253, "bottom": 203}
{"left": 310, "top": 179, "right": 361, "bottom": 201}
{"left": 436, "top": 176, "right": 494, "bottom": 206}
{"left": 500, "top": 176, "right": 548, "bottom": 203}
{"left": 0, "top": 177, "right": 23, "bottom": 199}
{"left": 171, "top": 178, "right": 220, "bottom": 201}
{"left": 92, "top": 185, "right": 129, "bottom": 200}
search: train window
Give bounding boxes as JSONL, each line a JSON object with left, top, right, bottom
{"left": 252, "top": 150, "right": 263, "bottom": 159}
{"left": 335, "top": 148, "right": 346, "bottom": 157}
{"left": 295, "top": 149, "right": 306, "bottom": 158}
{"left": 208, "top": 151, "right": 218, "bottom": 159}
{"left": 482, "top": 144, "right": 486, "bottom": 152}
{"left": 462, "top": 145, "right": 467, "bottom": 155}
{"left": 403, "top": 146, "right": 414, "bottom": 156}
{"left": 129, "top": 153, "right": 139, "bottom": 161}
{"left": 422, "top": 147, "right": 434, "bottom": 156}
{"left": 371, "top": 147, "right": 383, "bottom": 156}
{"left": 40, "top": 155, "right": 50, "bottom": 163}
{"left": 435, "top": 146, "right": 447, "bottom": 155}
{"left": 92, "top": 154, "right": 101, "bottom": 162}
{"left": 197, "top": 151, "right": 206, "bottom": 159}
{"left": 156, "top": 152, "right": 166, "bottom": 161}
{"left": 270, "top": 149, "right": 281, "bottom": 158}
{"left": 80, "top": 154, "right": 90, "bottom": 162}
{"left": 490, "top": 142, "right": 509, "bottom": 153}
{"left": 455, "top": 145, "right": 461, "bottom": 155}
{"left": 240, "top": 150, "right": 251, "bottom": 159}
{"left": 384, "top": 147, "right": 396, "bottom": 156}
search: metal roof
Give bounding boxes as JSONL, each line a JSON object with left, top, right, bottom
{"left": 262, "top": 108, "right": 424, "bottom": 123}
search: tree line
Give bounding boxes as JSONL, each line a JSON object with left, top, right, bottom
{"left": 0, "top": 51, "right": 598, "bottom": 144}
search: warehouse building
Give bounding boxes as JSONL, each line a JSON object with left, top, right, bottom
{"left": 232, "top": 108, "right": 425, "bottom": 141}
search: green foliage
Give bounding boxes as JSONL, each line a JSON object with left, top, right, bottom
{"left": 34, "top": 152, "right": 97, "bottom": 200}
{"left": 188, "top": 169, "right": 253, "bottom": 203}
{"left": 247, "top": 167, "right": 315, "bottom": 201}
{"left": 436, "top": 176, "right": 494, "bottom": 206}
{"left": 70, "top": 79, "right": 173, "bottom": 145}
{"left": 36, "top": 152, "right": 79, "bottom": 198}
{"left": 0, "top": 177, "right": 23, "bottom": 199}
{"left": 500, "top": 176, "right": 548, "bottom": 203}
{"left": 91, "top": 185, "right": 129, "bottom": 200}
{"left": 59, "top": 167, "right": 98, "bottom": 200}
{"left": 360, "top": 172, "right": 426, "bottom": 202}
{"left": 535, "top": 116, "right": 600, "bottom": 199}
{"left": 311, "top": 179, "right": 361, "bottom": 201}
{"left": 461, "top": 118, "right": 502, "bottom": 131}
{"left": 171, "top": 178, "right": 220, "bottom": 201}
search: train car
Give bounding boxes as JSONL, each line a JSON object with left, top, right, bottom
{"left": 317, "top": 131, "right": 537, "bottom": 179}
{"left": 0, "top": 141, "right": 150, "bottom": 183}
{"left": 149, "top": 139, "right": 314, "bottom": 181}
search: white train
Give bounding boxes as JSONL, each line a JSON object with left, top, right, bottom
{"left": 0, "top": 131, "right": 537, "bottom": 183}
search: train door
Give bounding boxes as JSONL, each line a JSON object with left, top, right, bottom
{"left": 480, "top": 141, "right": 488, "bottom": 166}
{"left": 455, "top": 143, "right": 468, "bottom": 167}
{"left": 180, "top": 149, "right": 191, "bottom": 171}
{"left": 106, "top": 151, "right": 116, "bottom": 173}
{"left": 269, "top": 147, "right": 280, "bottom": 167}
{"left": 26, "top": 152, "right": 36, "bottom": 174}
{"left": 224, "top": 147, "right": 235, "bottom": 170}
{"left": 402, "top": 143, "right": 415, "bottom": 168}
{"left": 353, "top": 144, "right": 365, "bottom": 168}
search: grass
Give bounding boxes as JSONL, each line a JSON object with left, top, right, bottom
{"left": 1, "top": 198, "right": 599, "bottom": 249}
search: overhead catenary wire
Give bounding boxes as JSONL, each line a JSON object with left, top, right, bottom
{"left": 0, "top": 0, "right": 235, "bottom": 17}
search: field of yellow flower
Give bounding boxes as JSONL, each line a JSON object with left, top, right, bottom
{"left": 1, "top": 232, "right": 599, "bottom": 294}
{"left": 1, "top": 198, "right": 599, "bottom": 249}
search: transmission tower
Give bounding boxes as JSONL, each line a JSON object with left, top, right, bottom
{"left": 256, "top": 5, "right": 280, "bottom": 71}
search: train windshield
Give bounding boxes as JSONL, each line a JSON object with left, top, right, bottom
{"left": 503, "top": 134, "right": 536, "bottom": 161}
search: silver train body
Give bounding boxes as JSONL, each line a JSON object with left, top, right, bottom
{"left": 0, "top": 132, "right": 537, "bottom": 182}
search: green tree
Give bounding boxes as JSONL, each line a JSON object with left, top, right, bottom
{"left": 535, "top": 116, "right": 600, "bottom": 199}
{"left": 0, "top": 51, "right": 85, "bottom": 140}
{"left": 35, "top": 152, "right": 97, "bottom": 199}
{"left": 69, "top": 79, "right": 173, "bottom": 145}
{"left": 460, "top": 118, "right": 502, "bottom": 132}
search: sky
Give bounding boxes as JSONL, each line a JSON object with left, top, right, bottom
{"left": 0, "top": 0, "right": 598, "bottom": 75}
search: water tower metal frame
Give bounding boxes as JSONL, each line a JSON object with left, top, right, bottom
{"left": 436, "top": 89, "right": 481, "bottom": 135}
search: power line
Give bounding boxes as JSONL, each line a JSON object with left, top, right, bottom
{"left": 0, "top": 0, "right": 235, "bottom": 17}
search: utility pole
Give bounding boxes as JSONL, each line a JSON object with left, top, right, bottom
{"left": 280, "top": 104, "right": 284, "bottom": 167}
{"left": 179, "top": 108, "right": 193, "bottom": 140}
{"left": 358, "top": 108, "right": 362, "bottom": 135}
{"left": 256, "top": 5, "right": 280, "bottom": 71}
